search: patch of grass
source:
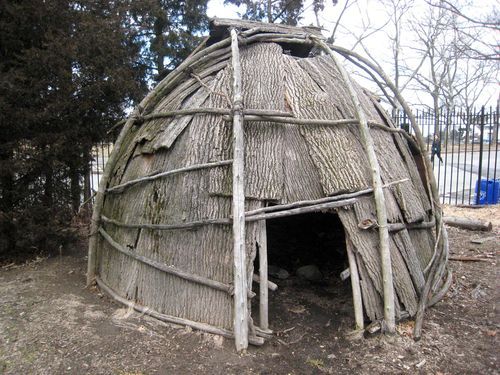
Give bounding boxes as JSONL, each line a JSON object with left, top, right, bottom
{"left": 117, "top": 371, "right": 147, "bottom": 375}
{"left": 306, "top": 358, "right": 324, "bottom": 369}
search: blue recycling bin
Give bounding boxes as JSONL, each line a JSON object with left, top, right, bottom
{"left": 475, "top": 179, "right": 500, "bottom": 205}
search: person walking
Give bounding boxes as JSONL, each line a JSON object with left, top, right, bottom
{"left": 431, "top": 134, "right": 443, "bottom": 164}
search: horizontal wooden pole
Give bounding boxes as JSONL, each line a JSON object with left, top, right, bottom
{"left": 263, "top": 37, "right": 315, "bottom": 44}
{"left": 246, "top": 198, "right": 357, "bottom": 222}
{"left": 107, "top": 160, "right": 233, "bottom": 194}
{"left": 243, "top": 32, "right": 318, "bottom": 44}
{"left": 109, "top": 109, "right": 295, "bottom": 133}
{"left": 216, "top": 19, "right": 323, "bottom": 40}
{"left": 387, "top": 219, "right": 436, "bottom": 232}
{"left": 220, "top": 115, "right": 421, "bottom": 151}
{"left": 224, "top": 114, "right": 359, "bottom": 127}
{"left": 367, "top": 121, "right": 420, "bottom": 150}
{"left": 95, "top": 276, "right": 264, "bottom": 346}
{"left": 143, "top": 108, "right": 293, "bottom": 122}
{"left": 98, "top": 227, "right": 244, "bottom": 295}
{"left": 101, "top": 197, "right": 356, "bottom": 232}
{"left": 101, "top": 215, "right": 230, "bottom": 230}
{"left": 245, "top": 179, "right": 409, "bottom": 218}
{"left": 102, "top": 181, "right": 411, "bottom": 232}
{"left": 358, "top": 217, "right": 435, "bottom": 232}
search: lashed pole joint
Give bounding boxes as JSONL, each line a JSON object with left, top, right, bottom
{"left": 312, "top": 36, "right": 396, "bottom": 333}
{"left": 230, "top": 28, "right": 249, "bottom": 352}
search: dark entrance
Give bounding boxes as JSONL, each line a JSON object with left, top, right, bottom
{"left": 253, "top": 212, "right": 355, "bottom": 338}
{"left": 266, "top": 212, "right": 347, "bottom": 277}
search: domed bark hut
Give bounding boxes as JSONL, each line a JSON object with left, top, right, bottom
{"left": 87, "top": 19, "right": 450, "bottom": 351}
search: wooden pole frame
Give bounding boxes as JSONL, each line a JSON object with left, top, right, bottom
{"left": 230, "top": 28, "right": 249, "bottom": 352}
{"left": 88, "top": 23, "right": 450, "bottom": 346}
{"left": 313, "top": 36, "right": 396, "bottom": 333}
{"left": 106, "top": 160, "right": 233, "bottom": 194}
{"left": 100, "top": 197, "right": 357, "bottom": 231}
{"left": 98, "top": 227, "right": 256, "bottom": 298}
{"left": 346, "top": 235, "right": 364, "bottom": 330}
{"left": 258, "top": 220, "right": 270, "bottom": 332}
{"left": 318, "top": 40, "right": 449, "bottom": 337}
{"left": 96, "top": 277, "right": 264, "bottom": 346}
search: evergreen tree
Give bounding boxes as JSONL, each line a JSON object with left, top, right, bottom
{"left": 225, "top": 0, "right": 328, "bottom": 26}
{"left": 0, "top": 0, "right": 210, "bottom": 261}
{"left": 0, "top": 0, "right": 147, "bottom": 260}
{"left": 128, "top": 0, "right": 209, "bottom": 81}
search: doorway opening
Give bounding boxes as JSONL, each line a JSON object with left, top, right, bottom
{"left": 254, "top": 212, "right": 355, "bottom": 339}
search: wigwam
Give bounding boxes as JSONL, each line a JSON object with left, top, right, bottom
{"left": 87, "top": 18, "right": 450, "bottom": 351}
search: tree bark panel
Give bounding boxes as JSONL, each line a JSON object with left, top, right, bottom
{"left": 208, "top": 43, "right": 285, "bottom": 201}
{"left": 369, "top": 96, "right": 432, "bottom": 213}
{"left": 353, "top": 195, "right": 402, "bottom": 227}
{"left": 354, "top": 251, "right": 384, "bottom": 321}
{"left": 388, "top": 235, "right": 419, "bottom": 315}
{"left": 369, "top": 126, "right": 426, "bottom": 224}
{"left": 281, "top": 123, "right": 325, "bottom": 203}
{"left": 149, "top": 87, "right": 211, "bottom": 151}
{"left": 314, "top": 60, "right": 429, "bottom": 223}
{"left": 392, "top": 230, "right": 426, "bottom": 292}
{"left": 284, "top": 55, "right": 372, "bottom": 195}
{"left": 338, "top": 208, "right": 384, "bottom": 296}
{"left": 339, "top": 206, "right": 419, "bottom": 317}
{"left": 100, "top": 81, "right": 270, "bottom": 330}
{"left": 408, "top": 227, "right": 436, "bottom": 271}
{"left": 134, "top": 57, "right": 229, "bottom": 150}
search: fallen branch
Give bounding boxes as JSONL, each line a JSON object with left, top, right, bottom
{"left": 443, "top": 216, "right": 492, "bottom": 232}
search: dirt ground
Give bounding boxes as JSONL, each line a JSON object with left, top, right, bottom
{"left": 0, "top": 207, "right": 498, "bottom": 375}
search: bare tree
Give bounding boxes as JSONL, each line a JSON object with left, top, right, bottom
{"left": 328, "top": 0, "right": 496, "bottom": 118}
{"left": 406, "top": 1, "right": 497, "bottom": 132}
{"left": 428, "top": 0, "right": 500, "bottom": 61}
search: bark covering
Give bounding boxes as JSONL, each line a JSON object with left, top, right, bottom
{"left": 94, "top": 34, "right": 445, "bottom": 336}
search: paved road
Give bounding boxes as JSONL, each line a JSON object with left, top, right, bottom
{"left": 433, "top": 150, "right": 499, "bottom": 205}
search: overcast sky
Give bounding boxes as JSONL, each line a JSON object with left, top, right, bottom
{"left": 206, "top": 0, "right": 499, "bottom": 110}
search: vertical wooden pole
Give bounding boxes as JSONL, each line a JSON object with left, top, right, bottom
{"left": 258, "top": 220, "right": 269, "bottom": 331}
{"left": 313, "top": 41, "right": 449, "bottom": 339}
{"left": 230, "top": 28, "right": 249, "bottom": 352}
{"left": 314, "top": 38, "right": 396, "bottom": 333}
{"left": 346, "top": 236, "right": 364, "bottom": 330}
